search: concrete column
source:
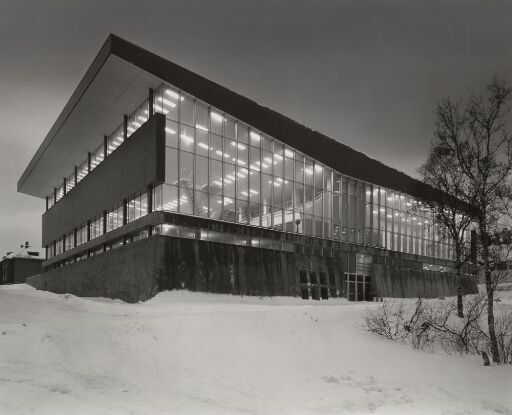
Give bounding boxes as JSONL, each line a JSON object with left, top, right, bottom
{"left": 123, "top": 199, "right": 128, "bottom": 225}
{"left": 123, "top": 115, "right": 128, "bottom": 140}
{"left": 149, "top": 88, "right": 154, "bottom": 115}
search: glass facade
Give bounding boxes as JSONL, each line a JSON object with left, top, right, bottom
{"left": 90, "top": 216, "right": 103, "bottom": 240}
{"left": 64, "top": 230, "right": 74, "bottom": 251}
{"left": 127, "top": 100, "right": 149, "bottom": 138}
{"left": 76, "top": 224, "right": 87, "bottom": 247}
{"left": 90, "top": 143, "right": 104, "bottom": 172}
{"left": 127, "top": 192, "right": 148, "bottom": 223}
{"left": 66, "top": 171, "right": 75, "bottom": 193}
{"left": 56, "top": 184, "right": 64, "bottom": 203}
{"left": 106, "top": 204, "right": 124, "bottom": 232}
{"left": 43, "top": 81, "right": 460, "bottom": 264}
{"left": 106, "top": 126, "right": 124, "bottom": 156}
{"left": 151, "top": 83, "right": 455, "bottom": 260}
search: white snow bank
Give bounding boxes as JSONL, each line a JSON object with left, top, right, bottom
{"left": 0, "top": 284, "right": 510, "bottom": 415}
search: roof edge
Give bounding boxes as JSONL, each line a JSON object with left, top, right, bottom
{"left": 18, "top": 34, "right": 474, "bottom": 215}
{"left": 17, "top": 34, "right": 116, "bottom": 194}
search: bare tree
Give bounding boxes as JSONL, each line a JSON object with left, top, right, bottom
{"left": 419, "top": 144, "right": 476, "bottom": 318}
{"left": 427, "top": 78, "right": 512, "bottom": 364}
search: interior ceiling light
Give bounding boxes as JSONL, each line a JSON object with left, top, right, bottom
{"left": 210, "top": 111, "right": 223, "bottom": 122}
{"left": 164, "top": 89, "right": 180, "bottom": 100}
{"left": 180, "top": 134, "right": 194, "bottom": 144}
{"left": 157, "top": 97, "right": 177, "bottom": 108}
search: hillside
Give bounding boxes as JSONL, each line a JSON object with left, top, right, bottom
{"left": 0, "top": 285, "right": 511, "bottom": 414}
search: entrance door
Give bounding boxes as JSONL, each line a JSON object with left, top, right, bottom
{"left": 345, "top": 273, "right": 370, "bottom": 301}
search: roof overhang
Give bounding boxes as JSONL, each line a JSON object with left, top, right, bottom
{"left": 18, "top": 34, "right": 475, "bottom": 215}
{"left": 18, "top": 36, "right": 163, "bottom": 198}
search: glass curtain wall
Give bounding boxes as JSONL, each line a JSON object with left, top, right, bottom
{"left": 66, "top": 171, "right": 75, "bottom": 193}
{"left": 152, "top": 83, "right": 454, "bottom": 260}
{"left": 127, "top": 192, "right": 148, "bottom": 223}
{"left": 106, "top": 205, "right": 124, "bottom": 232}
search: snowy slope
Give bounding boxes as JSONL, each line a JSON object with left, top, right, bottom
{"left": 0, "top": 285, "right": 511, "bottom": 415}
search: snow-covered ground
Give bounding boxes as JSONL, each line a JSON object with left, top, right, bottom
{"left": 0, "top": 285, "right": 511, "bottom": 415}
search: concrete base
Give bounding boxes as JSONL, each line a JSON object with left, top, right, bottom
{"left": 27, "top": 235, "right": 478, "bottom": 303}
{"left": 27, "top": 237, "right": 164, "bottom": 302}
{"left": 371, "top": 263, "right": 477, "bottom": 298}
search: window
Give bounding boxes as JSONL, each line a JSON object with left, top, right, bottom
{"left": 127, "top": 100, "right": 149, "bottom": 138}
{"left": 55, "top": 238, "right": 64, "bottom": 256}
{"left": 90, "top": 216, "right": 103, "bottom": 240}
{"left": 90, "top": 143, "right": 104, "bottom": 172}
{"left": 64, "top": 231, "right": 74, "bottom": 251}
{"left": 66, "top": 171, "right": 75, "bottom": 193}
{"left": 106, "top": 126, "right": 124, "bottom": 156}
{"left": 76, "top": 159, "right": 88, "bottom": 183}
{"left": 76, "top": 224, "right": 88, "bottom": 246}
{"left": 56, "top": 184, "right": 64, "bottom": 202}
{"left": 154, "top": 85, "right": 179, "bottom": 120}
{"left": 106, "top": 205, "right": 123, "bottom": 232}
{"left": 127, "top": 192, "right": 148, "bottom": 223}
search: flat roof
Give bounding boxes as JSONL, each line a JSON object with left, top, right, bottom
{"left": 18, "top": 34, "right": 446, "bottom": 205}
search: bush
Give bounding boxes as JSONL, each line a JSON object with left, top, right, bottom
{"left": 492, "top": 310, "right": 512, "bottom": 364}
{"left": 364, "top": 300, "right": 409, "bottom": 342}
{"left": 363, "top": 294, "right": 512, "bottom": 363}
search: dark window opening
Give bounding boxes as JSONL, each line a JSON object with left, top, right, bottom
{"left": 319, "top": 271, "right": 327, "bottom": 285}
{"left": 310, "top": 271, "right": 317, "bottom": 285}
{"left": 299, "top": 270, "right": 308, "bottom": 284}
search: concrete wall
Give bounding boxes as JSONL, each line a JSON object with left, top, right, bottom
{"left": 27, "top": 237, "right": 165, "bottom": 303}
{"left": 28, "top": 233, "right": 477, "bottom": 302}
{"left": 158, "top": 237, "right": 344, "bottom": 297}
{"left": 28, "top": 235, "right": 344, "bottom": 302}
{"left": 42, "top": 113, "right": 165, "bottom": 246}
{"left": 371, "top": 263, "right": 478, "bottom": 298}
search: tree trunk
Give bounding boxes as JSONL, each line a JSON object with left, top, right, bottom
{"left": 480, "top": 215, "right": 501, "bottom": 364}
{"left": 485, "top": 277, "right": 500, "bottom": 363}
{"left": 456, "top": 268, "right": 464, "bottom": 318}
{"left": 455, "top": 245, "right": 464, "bottom": 318}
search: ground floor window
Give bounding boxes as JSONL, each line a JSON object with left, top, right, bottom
{"left": 298, "top": 269, "right": 332, "bottom": 300}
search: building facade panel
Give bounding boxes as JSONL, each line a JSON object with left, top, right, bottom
{"left": 42, "top": 114, "right": 165, "bottom": 246}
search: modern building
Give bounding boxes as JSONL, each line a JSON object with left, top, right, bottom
{"left": 18, "top": 35, "right": 476, "bottom": 302}
{"left": 1, "top": 254, "right": 43, "bottom": 285}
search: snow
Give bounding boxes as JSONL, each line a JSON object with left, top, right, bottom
{"left": 0, "top": 285, "right": 511, "bottom": 415}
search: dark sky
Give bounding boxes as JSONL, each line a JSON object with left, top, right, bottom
{"left": 1, "top": 0, "right": 511, "bottom": 256}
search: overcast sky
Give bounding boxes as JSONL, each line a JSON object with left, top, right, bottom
{"left": 1, "top": 0, "right": 511, "bottom": 256}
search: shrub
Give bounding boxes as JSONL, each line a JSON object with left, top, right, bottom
{"left": 364, "top": 300, "right": 409, "bottom": 342}
{"left": 362, "top": 294, "right": 512, "bottom": 364}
